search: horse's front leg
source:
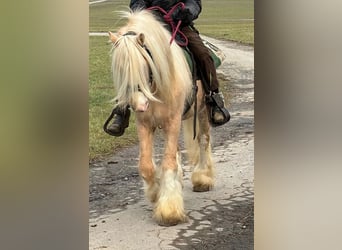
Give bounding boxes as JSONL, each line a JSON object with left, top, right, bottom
{"left": 136, "top": 120, "right": 159, "bottom": 203}
{"left": 154, "top": 115, "right": 187, "bottom": 226}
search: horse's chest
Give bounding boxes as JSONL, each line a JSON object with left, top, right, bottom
{"left": 137, "top": 103, "right": 176, "bottom": 127}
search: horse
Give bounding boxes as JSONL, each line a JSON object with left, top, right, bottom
{"left": 108, "top": 10, "right": 216, "bottom": 226}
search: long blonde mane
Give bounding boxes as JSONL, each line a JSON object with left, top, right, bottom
{"left": 111, "top": 10, "right": 192, "bottom": 107}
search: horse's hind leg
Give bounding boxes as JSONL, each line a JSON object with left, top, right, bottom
{"left": 154, "top": 116, "right": 187, "bottom": 226}
{"left": 191, "top": 107, "right": 214, "bottom": 192}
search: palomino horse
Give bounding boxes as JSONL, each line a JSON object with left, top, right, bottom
{"left": 109, "top": 10, "right": 215, "bottom": 226}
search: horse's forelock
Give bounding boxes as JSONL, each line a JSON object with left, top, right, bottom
{"left": 111, "top": 35, "right": 159, "bottom": 107}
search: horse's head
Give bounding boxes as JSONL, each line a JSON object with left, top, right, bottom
{"left": 109, "top": 31, "right": 158, "bottom": 112}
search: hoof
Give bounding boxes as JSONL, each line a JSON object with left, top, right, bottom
{"left": 153, "top": 168, "right": 186, "bottom": 226}
{"left": 153, "top": 199, "right": 187, "bottom": 226}
{"left": 191, "top": 171, "right": 214, "bottom": 192}
{"left": 154, "top": 213, "right": 188, "bottom": 227}
{"left": 193, "top": 183, "right": 213, "bottom": 192}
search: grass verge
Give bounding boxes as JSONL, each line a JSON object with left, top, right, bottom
{"left": 89, "top": 36, "right": 138, "bottom": 161}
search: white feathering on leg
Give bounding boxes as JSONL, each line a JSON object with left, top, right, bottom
{"left": 153, "top": 169, "right": 187, "bottom": 225}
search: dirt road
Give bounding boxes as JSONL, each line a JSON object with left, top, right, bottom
{"left": 89, "top": 36, "right": 254, "bottom": 249}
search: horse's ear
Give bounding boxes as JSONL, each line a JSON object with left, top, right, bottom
{"left": 137, "top": 33, "right": 145, "bottom": 46}
{"left": 108, "top": 31, "right": 118, "bottom": 43}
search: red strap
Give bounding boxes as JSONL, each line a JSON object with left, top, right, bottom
{"left": 147, "top": 2, "right": 188, "bottom": 46}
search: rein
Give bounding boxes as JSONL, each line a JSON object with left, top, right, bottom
{"left": 147, "top": 3, "right": 188, "bottom": 46}
{"left": 145, "top": 4, "right": 197, "bottom": 138}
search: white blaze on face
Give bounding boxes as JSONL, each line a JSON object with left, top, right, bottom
{"left": 132, "top": 92, "right": 149, "bottom": 112}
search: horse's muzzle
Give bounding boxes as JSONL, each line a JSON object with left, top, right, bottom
{"left": 132, "top": 92, "right": 149, "bottom": 112}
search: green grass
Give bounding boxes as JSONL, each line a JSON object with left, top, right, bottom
{"left": 89, "top": 36, "right": 138, "bottom": 160}
{"left": 89, "top": 0, "right": 254, "bottom": 44}
{"left": 89, "top": 0, "right": 129, "bottom": 32}
{"left": 197, "top": 0, "right": 254, "bottom": 44}
{"left": 89, "top": 0, "right": 254, "bottom": 161}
